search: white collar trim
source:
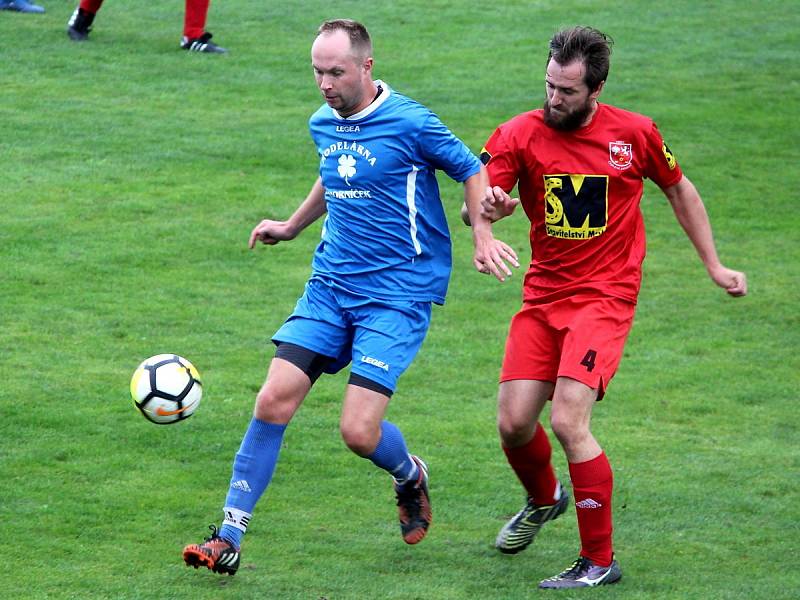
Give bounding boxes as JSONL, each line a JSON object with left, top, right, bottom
{"left": 333, "top": 80, "right": 391, "bottom": 121}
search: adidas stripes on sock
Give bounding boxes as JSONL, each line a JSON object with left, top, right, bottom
{"left": 219, "top": 418, "right": 287, "bottom": 548}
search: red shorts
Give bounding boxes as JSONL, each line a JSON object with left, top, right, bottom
{"left": 500, "top": 295, "right": 636, "bottom": 399}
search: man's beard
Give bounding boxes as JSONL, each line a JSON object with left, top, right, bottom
{"left": 543, "top": 99, "right": 593, "bottom": 131}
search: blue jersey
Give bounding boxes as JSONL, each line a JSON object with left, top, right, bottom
{"left": 308, "top": 81, "right": 481, "bottom": 305}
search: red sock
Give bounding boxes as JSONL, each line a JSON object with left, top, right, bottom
{"left": 569, "top": 452, "right": 614, "bottom": 567}
{"left": 502, "top": 423, "right": 559, "bottom": 505}
{"left": 183, "top": 0, "right": 211, "bottom": 39}
{"left": 79, "top": 0, "right": 104, "bottom": 13}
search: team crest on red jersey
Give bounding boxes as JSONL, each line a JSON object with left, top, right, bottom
{"left": 608, "top": 141, "right": 633, "bottom": 170}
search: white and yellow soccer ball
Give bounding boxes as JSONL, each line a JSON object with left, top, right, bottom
{"left": 130, "top": 354, "right": 202, "bottom": 424}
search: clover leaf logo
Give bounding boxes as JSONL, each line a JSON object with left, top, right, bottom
{"left": 337, "top": 154, "right": 356, "bottom": 185}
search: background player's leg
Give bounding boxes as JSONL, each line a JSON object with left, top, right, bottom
{"left": 80, "top": 0, "right": 103, "bottom": 11}
{"left": 67, "top": 0, "right": 103, "bottom": 40}
{"left": 183, "top": 0, "right": 209, "bottom": 40}
{"left": 0, "top": 0, "right": 45, "bottom": 13}
{"left": 181, "top": 0, "right": 226, "bottom": 53}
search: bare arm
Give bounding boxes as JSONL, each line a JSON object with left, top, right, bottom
{"left": 249, "top": 178, "right": 327, "bottom": 248}
{"left": 463, "top": 166, "right": 519, "bottom": 281}
{"left": 461, "top": 185, "right": 520, "bottom": 226}
{"left": 662, "top": 175, "right": 747, "bottom": 297}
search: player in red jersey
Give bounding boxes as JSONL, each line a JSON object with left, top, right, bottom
{"left": 67, "top": 0, "right": 226, "bottom": 53}
{"left": 463, "top": 26, "right": 747, "bottom": 589}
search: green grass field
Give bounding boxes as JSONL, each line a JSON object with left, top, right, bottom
{"left": 2, "top": 1, "right": 799, "bottom": 598}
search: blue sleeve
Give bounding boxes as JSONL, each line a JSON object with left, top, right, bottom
{"left": 418, "top": 114, "right": 481, "bottom": 182}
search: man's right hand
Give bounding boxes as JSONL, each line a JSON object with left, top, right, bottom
{"left": 248, "top": 220, "right": 298, "bottom": 248}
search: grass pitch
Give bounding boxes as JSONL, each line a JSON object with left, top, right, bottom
{"left": 1, "top": 1, "right": 798, "bottom": 598}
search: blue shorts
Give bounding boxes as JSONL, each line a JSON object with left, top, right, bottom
{"left": 272, "top": 277, "right": 432, "bottom": 393}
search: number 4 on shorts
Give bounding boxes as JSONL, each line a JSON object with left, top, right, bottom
{"left": 580, "top": 349, "right": 597, "bottom": 372}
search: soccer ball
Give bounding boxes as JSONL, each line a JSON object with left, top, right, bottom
{"left": 130, "top": 354, "right": 202, "bottom": 424}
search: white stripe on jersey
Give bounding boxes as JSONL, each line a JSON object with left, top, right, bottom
{"left": 406, "top": 165, "right": 422, "bottom": 255}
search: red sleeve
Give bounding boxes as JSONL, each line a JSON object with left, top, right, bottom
{"left": 643, "top": 122, "right": 683, "bottom": 189}
{"left": 482, "top": 125, "right": 521, "bottom": 193}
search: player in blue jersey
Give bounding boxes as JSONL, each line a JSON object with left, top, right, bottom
{"left": 182, "top": 19, "right": 518, "bottom": 575}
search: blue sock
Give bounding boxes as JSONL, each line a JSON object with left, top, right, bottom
{"left": 366, "top": 420, "right": 418, "bottom": 484}
{"left": 219, "top": 418, "right": 287, "bottom": 548}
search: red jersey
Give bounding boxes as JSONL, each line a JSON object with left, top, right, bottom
{"left": 483, "top": 103, "right": 683, "bottom": 304}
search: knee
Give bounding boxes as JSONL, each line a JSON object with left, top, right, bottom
{"left": 253, "top": 384, "right": 296, "bottom": 424}
{"left": 340, "top": 419, "right": 380, "bottom": 457}
{"left": 549, "top": 412, "right": 589, "bottom": 449}
{"left": 497, "top": 410, "right": 536, "bottom": 448}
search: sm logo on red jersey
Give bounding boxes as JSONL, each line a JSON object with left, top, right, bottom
{"left": 543, "top": 174, "right": 609, "bottom": 240}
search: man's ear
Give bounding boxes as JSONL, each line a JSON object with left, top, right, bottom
{"left": 590, "top": 80, "right": 605, "bottom": 101}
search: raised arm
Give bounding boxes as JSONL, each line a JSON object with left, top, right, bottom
{"left": 249, "top": 178, "right": 328, "bottom": 248}
{"left": 662, "top": 175, "right": 747, "bottom": 297}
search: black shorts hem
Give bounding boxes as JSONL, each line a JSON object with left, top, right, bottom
{"left": 348, "top": 373, "right": 393, "bottom": 397}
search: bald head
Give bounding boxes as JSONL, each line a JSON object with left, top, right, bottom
{"left": 311, "top": 19, "right": 377, "bottom": 117}
{"left": 316, "top": 19, "right": 372, "bottom": 62}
